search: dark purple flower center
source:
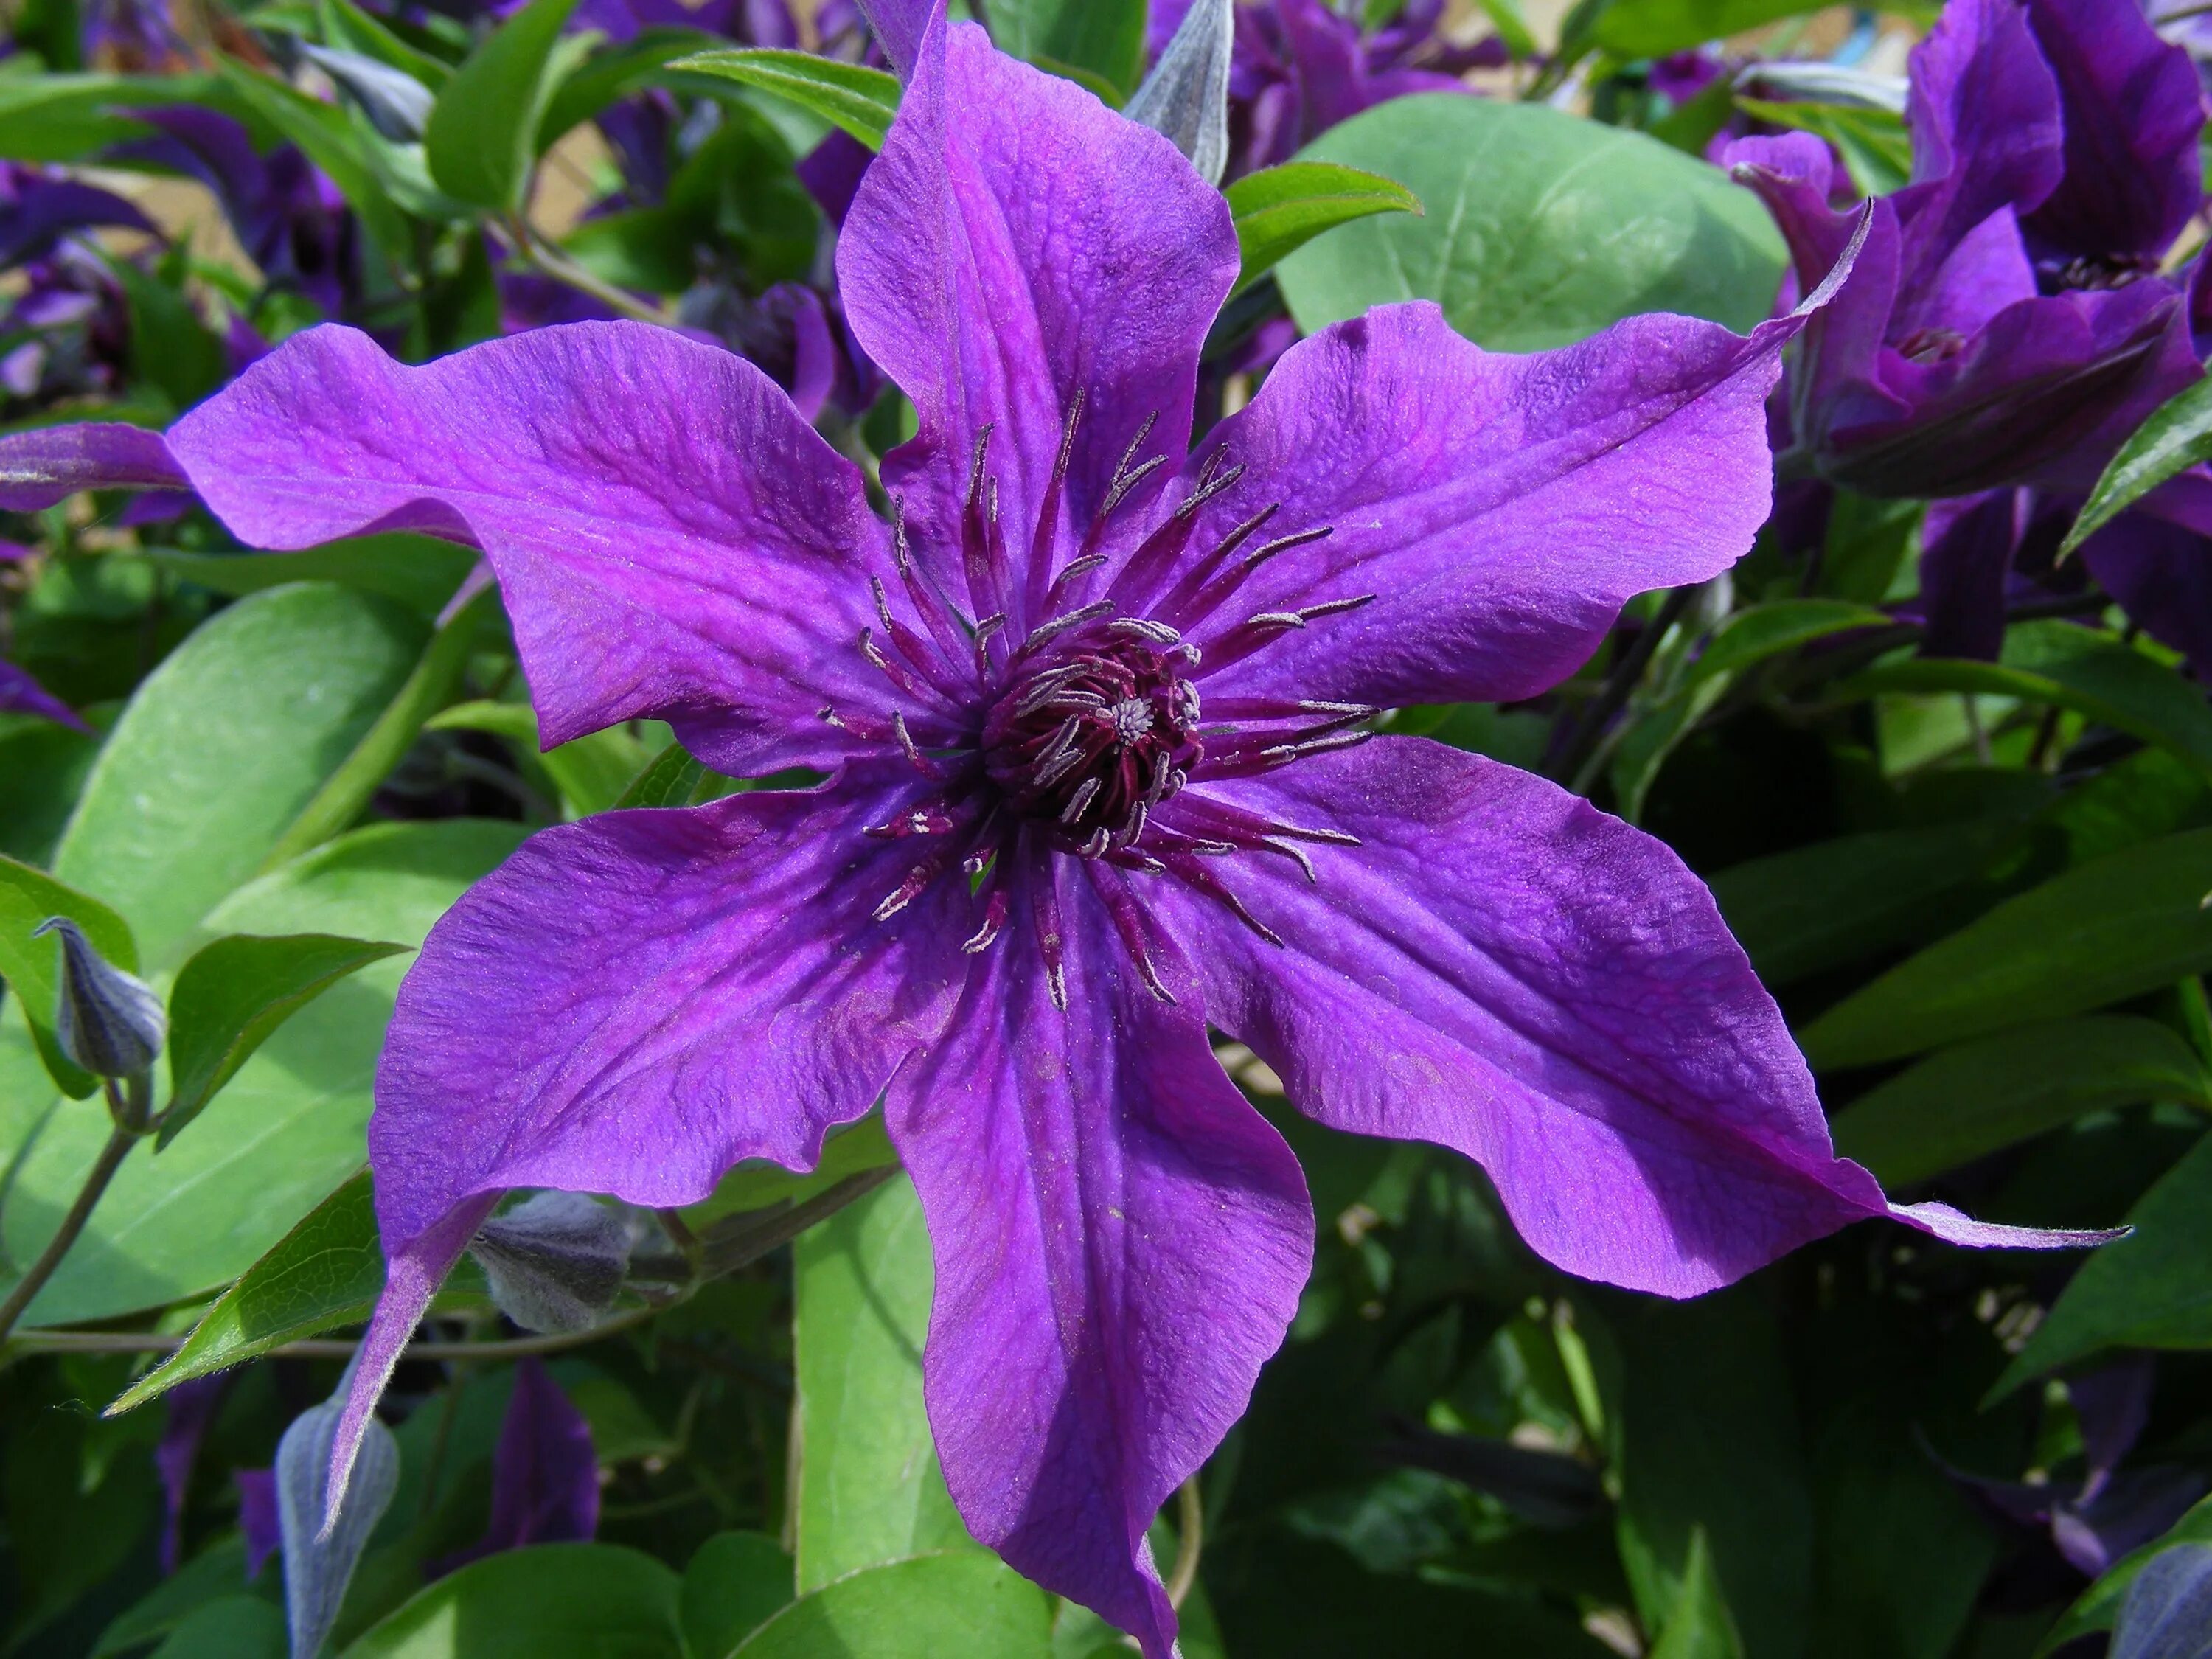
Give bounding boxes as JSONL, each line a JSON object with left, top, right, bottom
{"left": 828, "top": 404, "right": 1373, "bottom": 1003}
{"left": 981, "top": 640, "right": 1203, "bottom": 852}
{"left": 2039, "top": 253, "right": 2160, "bottom": 294}
{"left": 1896, "top": 326, "right": 1966, "bottom": 365}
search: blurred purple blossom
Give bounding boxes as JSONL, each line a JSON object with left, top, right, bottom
{"left": 430, "top": 1360, "right": 600, "bottom": 1576}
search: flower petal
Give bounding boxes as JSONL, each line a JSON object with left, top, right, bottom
{"left": 886, "top": 858, "right": 1311, "bottom": 1658}
{"left": 2084, "top": 507, "right": 2212, "bottom": 680}
{"left": 328, "top": 770, "right": 970, "bottom": 1509}
{"left": 0, "top": 659, "right": 88, "bottom": 731}
{"left": 1155, "top": 737, "right": 2106, "bottom": 1297}
{"left": 0, "top": 421, "right": 186, "bottom": 510}
{"left": 1169, "top": 299, "right": 1808, "bottom": 711}
{"left": 838, "top": 21, "right": 1239, "bottom": 625}
{"left": 165, "top": 323, "right": 886, "bottom": 773}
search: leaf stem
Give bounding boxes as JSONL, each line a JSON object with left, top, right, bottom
{"left": 0, "top": 1127, "right": 138, "bottom": 1343}
{"left": 504, "top": 215, "right": 670, "bottom": 327}
{"left": 1550, "top": 585, "right": 1698, "bottom": 790}
{"left": 1166, "top": 1477, "right": 1204, "bottom": 1609}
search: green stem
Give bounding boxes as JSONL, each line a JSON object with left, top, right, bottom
{"left": 507, "top": 217, "right": 669, "bottom": 327}
{"left": 0, "top": 1127, "right": 137, "bottom": 1343}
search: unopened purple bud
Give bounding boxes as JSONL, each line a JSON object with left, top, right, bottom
{"left": 34, "top": 917, "right": 164, "bottom": 1077}
{"left": 469, "top": 1191, "right": 637, "bottom": 1335}
{"left": 1125, "top": 0, "right": 1234, "bottom": 186}
{"left": 275, "top": 1369, "right": 400, "bottom": 1659}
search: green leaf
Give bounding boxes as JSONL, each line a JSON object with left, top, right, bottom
{"left": 114, "top": 257, "right": 229, "bottom": 413}
{"left": 0, "top": 72, "right": 229, "bottom": 161}
{"left": 1223, "top": 161, "right": 1422, "bottom": 297}
{"left": 153, "top": 536, "right": 479, "bottom": 619}
{"left": 0, "top": 712, "right": 100, "bottom": 868}
{"left": 681, "top": 1533, "right": 794, "bottom": 1659}
{"left": 425, "top": 0, "right": 583, "bottom": 211}
{"left": 614, "top": 742, "right": 709, "bottom": 810}
{"left": 1834, "top": 622, "right": 2212, "bottom": 787}
{"left": 1831, "top": 1017, "right": 2212, "bottom": 1186}
{"left": 1709, "top": 814, "right": 2031, "bottom": 989}
{"left": 1649, "top": 1528, "right": 1744, "bottom": 1659}
{"left": 1733, "top": 98, "right": 1910, "bottom": 198}
{"left": 321, "top": 0, "right": 453, "bottom": 88}
{"left": 731, "top": 1552, "right": 1054, "bottom": 1659}
{"left": 1691, "top": 599, "right": 1892, "bottom": 688}
{"left": 161, "top": 933, "right": 411, "bottom": 1147}
{"left": 259, "top": 584, "right": 495, "bottom": 873}
{"left": 2063, "top": 375, "right": 2212, "bottom": 557}
{"left": 339, "top": 1543, "right": 684, "bottom": 1658}
{"left": 4, "top": 819, "right": 525, "bottom": 1327}
{"left": 0, "top": 853, "right": 137, "bottom": 1099}
{"left": 428, "top": 698, "right": 653, "bottom": 818}
{"left": 90, "top": 1537, "right": 256, "bottom": 1656}
{"left": 108, "top": 1170, "right": 378, "bottom": 1413}
{"left": 2042, "top": 1495, "right": 2212, "bottom": 1652}
{"left": 145, "top": 1597, "right": 286, "bottom": 1659}
{"left": 667, "top": 48, "right": 900, "bottom": 150}
{"left": 686, "top": 1114, "right": 899, "bottom": 1226}
{"left": 981, "top": 0, "right": 1148, "bottom": 96}
{"left": 1595, "top": 0, "right": 1830, "bottom": 58}
{"left": 1278, "top": 94, "right": 1786, "bottom": 350}
{"left": 792, "top": 1175, "right": 973, "bottom": 1590}
{"left": 1615, "top": 1289, "right": 1812, "bottom": 1659}
{"left": 1798, "top": 829, "right": 2212, "bottom": 1071}
{"left": 1992, "top": 1133, "right": 2212, "bottom": 1397}
{"left": 51, "top": 582, "right": 425, "bottom": 966}
{"left": 214, "top": 59, "right": 411, "bottom": 257}
{"left": 537, "top": 27, "right": 715, "bottom": 149}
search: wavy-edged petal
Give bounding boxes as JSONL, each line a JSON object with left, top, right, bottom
{"left": 328, "top": 770, "right": 970, "bottom": 1507}
{"left": 887, "top": 857, "right": 1310, "bottom": 1658}
{"left": 838, "top": 20, "right": 1239, "bottom": 625}
{"left": 1166, "top": 299, "right": 1808, "bottom": 711}
{"left": 0, "top": 421, "right": 185, "bottom": 510}
{"left": 165, "top": 322, "right": 886, "bottom": 774}
{"left": 1155, "top": 737, "right": 2108, "bottom": 1296}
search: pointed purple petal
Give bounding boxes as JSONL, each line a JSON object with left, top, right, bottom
{"left": 886, "top": 858, "right": 1311, "bottom": 1658}
{"left": 1172, "top": 299, "right": 1809, "bottom": 712}
{"left": 433, "top": 1357, "right": 599, "bottom": 1575}
{"left": 1888, "top": 1200, "right": 2126, "bottom": 1251}
{"left": 2022, "top": 0, "right": 2206, "bottom": 264}
{"left": 2083, "top": 508, "right": 2212, "bottom": 681}
{"left": 1158, "top": 738, "right": 2105, "bottom": 1297}
{"left": 0, "top": 422, "right": 186, "bottom": 511}
{"left": 855, "top": 0, "right": 933, "bottom": 77}
{"left": 164, "top": 323, "right": 886, "bottom": 773}
{"left": 0, "top": 659, "right": 89, "bottom": 732}
{"left": 839, "top": 21, "right": 1239, "bottom": 622}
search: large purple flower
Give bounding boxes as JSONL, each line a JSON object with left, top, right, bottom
{"left": 0, "top": 17, "right": 2115, "bottom": 1651}
{"left": 1728, "top": 0, "right": 2206, "bottom": 499}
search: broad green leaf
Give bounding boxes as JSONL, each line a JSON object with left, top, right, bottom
{"left": 2064, "top": 375, "right": 2212, "bottom": 556}
{"left": 214, "top": 60, "right": 411, "bottom": 256}
{"left": 1223, "top": 161, "right": 1422, "bottom": 296}
{"left": 1992, "top": 1133, "right": 2212, "bottom": 1397}
{"left": 681, "top": 1533, "right": 794, "bottom": 1659}
{"left": 5, "top": 819, "right": 525, "bottom": 1327}
{"left": 538, "top": 27, "right": 716, "bottom": 149}
{"left": 425, "top": 0, "right": 582, "bottom": 211}
{"left": 90, "top": 1537, "right": 257, "bottom": 1656}
{"left": 2042, "top": 1496, "right": 2212, "bottom": 1652}
{"left": 982, "top": 0, "right": 1148, "bottom": 95}
{"left": 260, "top": 585, "right": 496, "bottom": 872}
{"left": 340, "top": 1544, "right": 684, "bottom": 1658}
{"left": 1831, "top": 1017, "right": 2212, "bottom": 1186}
{"left": 1649, "top": 1528, "right": 1744, "bottom": 1659}
{"left": 161, "top": 933, "right": 411, "bottom": 1147}
{"left": 732, "top": 1552, "right": 1053, "bottom": 1659}
{"left": 154, "top": 536, "right": 479, "bottom": 619}
{"left": 667, "top": 49, "right": 900, "bottom": 150}
{"left": 1278, "top": 94, "right": 1785, "bottom": 350}
{"left": 1615, "top": 1290, "right": 1812, "bottom": 1659}
{"left": 792, "top": 1175, "right": 973, "bottom": 1590}
{"left": 615, "top": 742, "right": 709, "bottom": 810}
{"left": 1834, "top": 622, "right": 2212, "bottom": 787}
{"left": 145, "top": 1597, "right": 286, "bottom": 1659}
{"left": 0, "top": 72, "right": 228, "bottom": 161}
{"left": 0, "top": 712, "right": 100, "bottom": 866}
{"left": 1709, "top": 814, "right": 2031, "bottom": 988}
{"left": 108, "top": 1170, "right": 378, "bottom": 1413}
{"left": 1798, "top": 829, "right": 2212, "bottom": 1070}
{"left": 52, "top": 582, "right": 423, "bottom": 967}
{"left": 428, "top": 698, "right": 653, "bottom": 818}
{"left": 1596, "top": 0, "right": 1829, "bottom": 58}
{"left": 0, "top": 853, "right": 137, "bottom": 1099}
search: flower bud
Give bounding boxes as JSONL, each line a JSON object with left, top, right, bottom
{"left": 1126, "top": 0, "right": 1234, "bottom": 187}
{"left": 468, "top": 1191, "right": 638, "bottom": 1335}
{"left": 34, "top": 917, "right": 164, "bottom": 1077}
{"left": 299, "top": 45, "right": 435, "bottom": 143}
{"left": 274, "top": 1367, "right": 400, "bottom": 1659}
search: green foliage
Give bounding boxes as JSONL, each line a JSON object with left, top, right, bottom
{"left": 669, "top": 48, "right": 902, "bottom": 150}
{"left": 153, "top": 537, "right": 480, "bottom": 620}
{"left": 681, "top": 1533, "right": 796, "bottom": 1659}
{"left": 981, "top": 0, "right": 1149, "bottom": 97}
{"left": 425, "top": 0, "right": 584, "bottom": 211}
{"left": 1591, "top": 0, "right": 1832, "bottom": 58}
{"left": 340, "top": 1544, "right": 685, "bottom": 1657}
{"left": 1222, "top": 162, "right": 1422, "bottom": 297}
{"left": 2065, "top": 375, "right": 2212, "bottom": 556}
{"left": 0, "top": 852, "right": 137, "bottom": 1097}
{"left": 732, "top": 1551, "right": 1056, "bottom": 1658}
{"left": 1278, "top": 95, "right": 1786, "bottom": 349}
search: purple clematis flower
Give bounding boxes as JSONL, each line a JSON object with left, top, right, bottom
{"left": 0, "top": 15, "right": 2117, "bottom": 1649}
{"left": 1148, "top": 0, "right": 1503, "bottom": 178}
{"left": 430, "top": 1359, "right": 599, "bottom": 1576}
{"left": 1728, "top": 0, "right": 2208, "bottom": 500}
